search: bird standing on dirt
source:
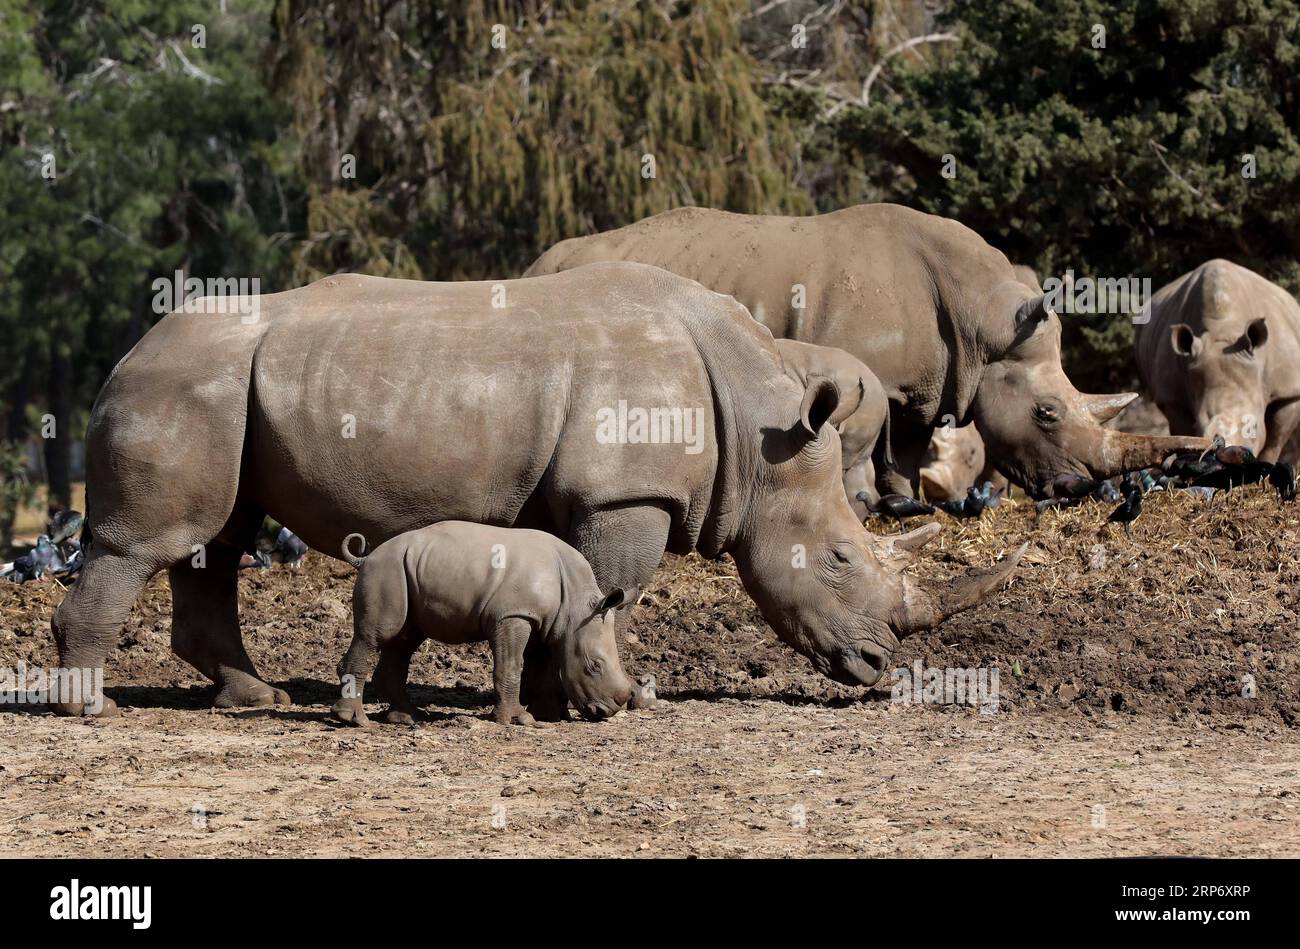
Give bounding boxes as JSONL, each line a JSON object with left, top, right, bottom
{"left": 856, "top": 491, "right": 935, "bottom": 521}
{"left": 3, "top": 535, "right": 63, "bottom": 582}
{"left": 938, "top": 486, "right": 986, "bottom": 518}
{"left": 1163, "top": 450, "right": 1223, "bottom": 481}
{"left": 272, "top": 527, "right": 309, "bottom": 567}
{"left": 1107, "top": 485, "right": 1143, "bottom": 536}
{"left": 1095, "top": 480, "right": 1123, "bottom": 504}
{"left": 1270, "top": 462, "right": 1296, "bottom": 501}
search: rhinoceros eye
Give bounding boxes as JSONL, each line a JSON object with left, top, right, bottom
{"left": 1033, "top": 402, "right": 1061, "bottom": 427}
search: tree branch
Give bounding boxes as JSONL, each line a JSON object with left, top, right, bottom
{"left": 861, "top": 32, "right": 958, "bottom": 106}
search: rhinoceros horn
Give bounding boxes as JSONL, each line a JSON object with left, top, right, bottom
{"left": 1080, "top": 391, "right": 1139, "bottom": 423}
{"left": 869, "top": 521, "right": 942, "bottom": 569}
{"left": 895, "top": 542, "right": 1029, "bottom": 635}
{"left": 1092, "top": 428, "right": 1212, "bottom": 475}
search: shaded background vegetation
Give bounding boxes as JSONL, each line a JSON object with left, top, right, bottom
{"left": 3, "top": 0, "right": 1299, "bottom": 541}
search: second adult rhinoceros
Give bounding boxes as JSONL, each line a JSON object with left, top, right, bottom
{"left": 527, "top": 205, "right": 1206, "bottom": 497}
{"left": 52, "top": 262, "right": 1024, "bottom": 717}
{"left": 1136, "top": 259, "right": 1300, "bottom": 461}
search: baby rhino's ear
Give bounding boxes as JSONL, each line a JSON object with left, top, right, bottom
{"left": 593, "top": 587, "right": 630, "bottom": 615}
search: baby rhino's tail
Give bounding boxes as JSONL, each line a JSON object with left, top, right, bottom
{"left": 341, "top": 533, "right": 369, "bottom": 569}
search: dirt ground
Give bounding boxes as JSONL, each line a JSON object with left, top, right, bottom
{"left": 2, "top": 487, "right": 1299, "bottom": 857}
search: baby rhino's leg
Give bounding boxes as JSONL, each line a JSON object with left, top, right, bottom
{"left": 490, "top": 617, "right": 538, "bottom": 727}
{"left": 372, "top": 630, "right": 423, "bottom": 726}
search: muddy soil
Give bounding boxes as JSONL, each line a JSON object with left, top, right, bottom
{"left": 2, "top": 488, "right": 1298, "bottom": 856}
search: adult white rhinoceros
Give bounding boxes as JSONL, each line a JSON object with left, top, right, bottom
{"left": 52, "top": 263, "right": 1023, "bottom": 716}
{"left": 526, "top": 205, "right": 1206, "bottom": 497}
{"left": 1136, "top": 259, "right": 1300, "bottom": 461}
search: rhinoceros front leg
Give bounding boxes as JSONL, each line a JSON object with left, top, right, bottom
{"left": 170, "top": 540, "right": 290, "bottom": 709}
{"left": 876, "top": 430, "right": 929, "bottom": 499}
{"left": 490, "top": 616, "right": 537, "bottom": 726}
{"left": 370, "top": 630, "right": 424, "bottom": 726}
{"left": 565, "top": 503, "right": 671, "bottom": 711}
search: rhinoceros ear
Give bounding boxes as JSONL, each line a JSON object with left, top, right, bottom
{"left": 593, "top": 587, "right": 629, "bottom": 615}
{"left": 1170, "top": 323, "right": 1200, "bottom": 358}
{"left": 799, "top": 375, "right": 842, "bottom": 436}
{"left": 1014, "top": 293, "right": 1053, "bottom": 333}
{"left": 1245, "top": 317, "right": 1268, "bottom": 353}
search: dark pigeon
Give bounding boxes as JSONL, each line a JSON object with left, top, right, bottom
{"left": 856, "top": 491, "right": 936, "bottom": 521}
{"left": 1270, "top": 462, "right": 1296, "bottom": 502}
{"left": 4, "top": 535, "right": 63, "bottom": 582}
{"left": 1108, "top": 486, "right": 1142, "bottom": 535}
{"left": 272, "top": 527, "right": 308, "bottom": 567}
{"left": 938, "top": 486, "right": 986, "bottom": 519}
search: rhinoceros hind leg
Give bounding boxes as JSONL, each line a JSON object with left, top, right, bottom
{"left": 50, "top": 549, "right": 158, "bottom": 717}
{"left": 169, "top": 540, "right": 289, "bottom": 709}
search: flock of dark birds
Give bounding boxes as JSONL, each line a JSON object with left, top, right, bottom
{"left": 860, "top": 436, "right": 1297, "bottom": 535}
{"left": 0, "top": 510, "right": 85, "bottom": 583}
{"left": 2, "top": 515, "right": 308, "bottom": 584}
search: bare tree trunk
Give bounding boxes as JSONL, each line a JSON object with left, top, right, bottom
{"left": 44, "top": 340, "right": 73, "bottom": 514}
{"left": 1, "top": 356, "right": 34, "bottom": 548}
{"left": 5, "top": 353, "right": 31, "bottom": 441}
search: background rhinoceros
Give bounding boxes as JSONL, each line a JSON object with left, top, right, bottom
{"left": 1136, "top": 259, "right": 1300, "bottom": 462}
{"left": 773, "top": 338, "right": 888, "bottom": 511}
{"left": 526, "top": 205, "right": 1206, "bottom": 497}
{"left": 51, "top": 262, "right": 1022, "bottom": 716}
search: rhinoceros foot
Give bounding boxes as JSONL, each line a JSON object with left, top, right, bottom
{"left": 212, "top": 672, "right": 291, "bottom": 709}
{"left": 330, "top": 696, "right": 372, "bottom": 727}
{"left": 50, "top": 695, "right": 120, "bottom": 718}
{"left": 491, "top": 705, "right": 538, "bottom": 727}
{"left": 379, "top": 707, "right": 420, "bottom": 727}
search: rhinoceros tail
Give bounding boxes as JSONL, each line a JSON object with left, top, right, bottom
{"left": 341, "top": 533, "right": 368, "bottom": 569}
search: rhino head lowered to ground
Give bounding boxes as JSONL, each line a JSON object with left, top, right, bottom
{"left": 52, "top": 262, "right": 1025, "bottom": 717}
{"left": 526, "top": 204, "right": 1208, "bottom": 498}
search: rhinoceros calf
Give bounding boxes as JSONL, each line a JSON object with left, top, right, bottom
{"left": 921, "top": 424, "right": 987, "bottom": 501}
{"left": 52, "top": 262, "right": 1022, "bottom": 717}
{"left": 526, "top": 206, "right": 1205, "bottom": 497}
{"left": 773, "top": 339, "right": 888, "bottom": 509}
{"left": 331, "top": 523, "right": 634, "bottom": 727}
{"left": 1136, "top": 259, "right": 1300, "bottom": 462}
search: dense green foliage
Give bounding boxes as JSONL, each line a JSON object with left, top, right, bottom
{"left": 4, "top": 0, "right": 1299, "bottom": 521}
{"left": 0, "top": 0, "right": 294, "bottom": 512}
{"left": 841, "top": 0, "right": 1300, "bottom": 386}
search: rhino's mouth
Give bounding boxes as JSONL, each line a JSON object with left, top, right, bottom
{"left": 826, "top": 645, "right": 891, "bottom": 687}
{"left": 577, "top": 699, "right": 624, "bottom": 721}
